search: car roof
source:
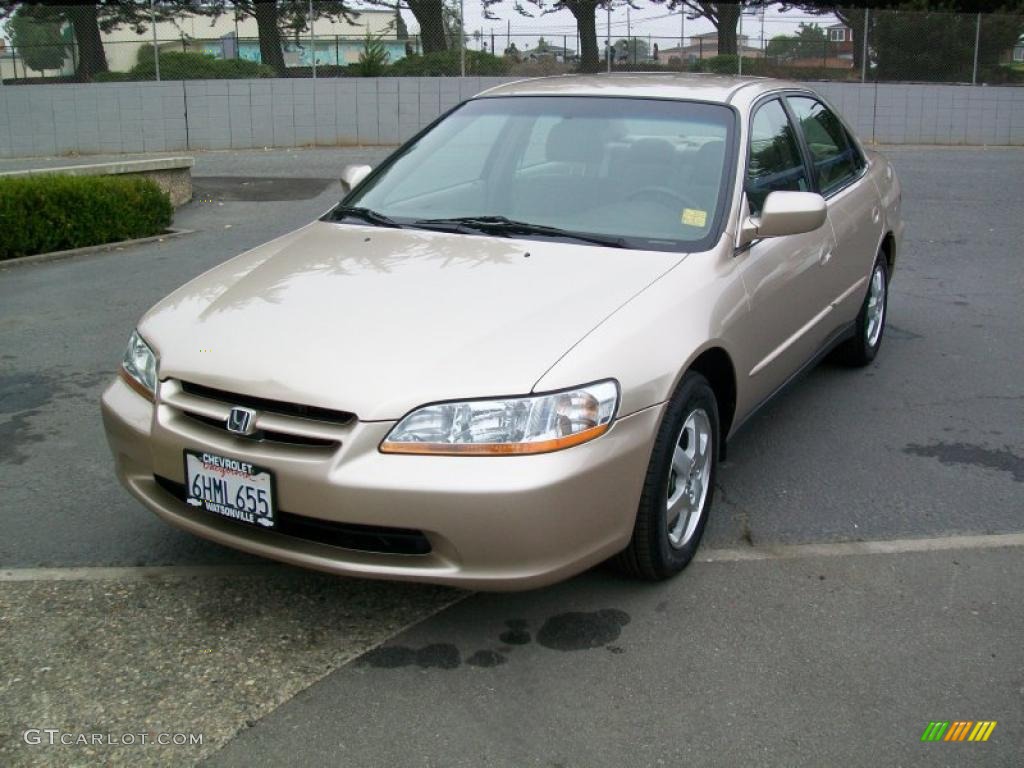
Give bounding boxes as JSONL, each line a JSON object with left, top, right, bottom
{"left": 477, "top": 73, "right": 806, "bottom": 106}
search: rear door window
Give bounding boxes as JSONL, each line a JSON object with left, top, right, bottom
{"left": 787, "top": 96, "right": 862, "bottom": 195}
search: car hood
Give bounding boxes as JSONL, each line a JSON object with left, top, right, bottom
{"left": 140, "top": 221, "right": 684, "bottom": 420}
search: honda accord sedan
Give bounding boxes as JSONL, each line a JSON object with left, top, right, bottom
{"left": 101, "top": 74, "right": 902, "bottom": 590}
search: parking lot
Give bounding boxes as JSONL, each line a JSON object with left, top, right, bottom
{"left": 1, "top": 145, "right": 1022, "bottom": 766}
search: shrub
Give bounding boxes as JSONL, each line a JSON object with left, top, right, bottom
{"left": 386, "top": 50, "right": 509, "bottom": 77}
{"left": 613, "top": 62, "right": 673, "bottom": 73}
{"left": 96, "top": 51, "right": 274, "bottom": 81}
{"left": 690, "top": 55, "right": 857, "bottom": 81}
{"left": 357, "top": 31, "right": 391, "bottom": 77}
{"left": 0, "top": 175, "right": 173, "bottom": 260}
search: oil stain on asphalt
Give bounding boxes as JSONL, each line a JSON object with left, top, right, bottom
{"left": 905, "top": 441, "right": 1024, "bottom": 482}
{"left": 0, "top": 372, "right": 54, "bottom": 465}
{"left": 0, "top": 369, "right": 115, "bottom": 465}
{"left": 535, "top": 609, "right": 631, "bottom": 651}
{"left": 359, "top": 609, "right": 632, "bottom": 670}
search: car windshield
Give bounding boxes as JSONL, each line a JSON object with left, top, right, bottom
{"left": 337, "top": 96, "right": 735, "bottom": 251}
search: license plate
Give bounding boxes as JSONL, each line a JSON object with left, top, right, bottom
{"left": 184, "top": 450, "right": 275, "bottom": 528}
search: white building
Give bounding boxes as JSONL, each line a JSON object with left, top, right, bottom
{"left": 1, "top": 9, "right": 398, "bottom": 81}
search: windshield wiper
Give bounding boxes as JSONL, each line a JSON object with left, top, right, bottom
{"left": 326, "top": 205, "right": 403, "bottom": 229}
{"left": 411, "top": 216, "right": 627, "bottom": 249}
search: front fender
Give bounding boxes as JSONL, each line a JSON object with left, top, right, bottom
{"left": 533, "top": 242, "right": 746, "bottom": 420}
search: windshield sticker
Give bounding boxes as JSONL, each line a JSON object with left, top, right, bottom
{"left": 681, "top": 209, "right": 708, "bottom": 228}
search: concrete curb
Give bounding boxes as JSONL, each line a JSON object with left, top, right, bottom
{"left": 0, "top": 227, "right": 194, "bottom": 270}
{"left": 0, "top": 156, "right": 195, "bottom": 177}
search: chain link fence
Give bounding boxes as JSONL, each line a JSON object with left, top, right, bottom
{"left": 2, "top": 3, "right": 1022, "bottom": 85}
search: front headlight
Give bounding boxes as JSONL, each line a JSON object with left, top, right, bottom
{"left": 121, "top": 329, "right": 157, "bottom": 400}
{"left": 380, "top": 380, "right": 619, "bottom": 455}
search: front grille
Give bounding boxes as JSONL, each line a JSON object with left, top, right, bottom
{"left": 155, "top": 476, "right": 432, "bottom": 556}
{"left": 179, "top": 381, "right": 354, "bottom": 425}
{"left": 182, "top": 411, "right": 336, "bottom": 448}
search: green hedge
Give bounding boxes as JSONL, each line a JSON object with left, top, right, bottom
{"left": 386, "top": 50, "right": 510, "bottom": 77}
{"left": 0, "top": 175, "right": 173, "bottom": 260}
{"left": 95, "top": 51, "right": 274, "bottom": 82}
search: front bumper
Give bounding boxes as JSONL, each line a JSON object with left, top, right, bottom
{"left": 101, "top": 377, "right": 663, "bottom": 590}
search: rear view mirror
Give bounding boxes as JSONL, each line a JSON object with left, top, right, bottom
{"left": 738, "top": 191, "right": 827, "bottom": 247}
{"left": 340, "top": 164, "right": 373, "bottom": 195}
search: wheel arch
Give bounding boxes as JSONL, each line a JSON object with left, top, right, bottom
{"left": 682, "top": 346, "right": 737, "bottom": 457}
{"left": 879, "top": 230, "right": 895, "bottom": 274}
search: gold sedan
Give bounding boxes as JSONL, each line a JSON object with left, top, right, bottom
{"left": 102, "top": 74, "right": 902, "bottom": 590}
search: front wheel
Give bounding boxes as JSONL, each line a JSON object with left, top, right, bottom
{"left": 614, "top": 372, "right": 719, "bottom": 580}
{"left": 835, "top": 256, "right": 888, "bottom": 366}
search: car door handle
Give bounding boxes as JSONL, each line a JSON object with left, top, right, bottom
{"left": 872, "top": 206, "right": 880, "bottom": 224}
{"left": 820, "top": 248, "right": 833, "bottom": 265}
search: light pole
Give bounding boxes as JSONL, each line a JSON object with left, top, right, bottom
{"left": 151, "top": 0, "right": 160, "bottom": 81}
{"left": 309, "top": 0, "right": 316, "bottom": 79}
{"left": 971, "top": 12, "right": 981, "bottom": 85}
{"left": 606, "top": 2, "right": 612, "bottom": 73}
{"left": 738, "top": 8, "right": 743, "bottom": 75}
{"left": 679, "top": 9, "right": 684, "bottom": 64}
{"left": 460, "top": 0, "right": 466, "bottom": 76}
{"left": 861, "top": 7, "right": 869, "bottom": 83}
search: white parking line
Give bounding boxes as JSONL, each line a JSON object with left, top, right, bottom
{"left": 696, "top": 532, "right": 1024, "bottom": 563}
{"left": 0, "top": 563, "right": 289, "bottom": 582}
{"left": 2, "top": 533, "right": 1023, "bottom": 582}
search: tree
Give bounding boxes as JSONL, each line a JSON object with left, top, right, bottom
{"left": 7, "top": 4, "right": 71, "bottom": 73}
{"left": 365, "top": 0, "right": 448, "bottom": 53}
{"left": 787, "top": 1, "right": 1024, "bottom": 79}
{"left": 780, "top": 2, "right": 880, "bottom": 71}
{"left": 58, "top": 1, "right": 207, "bottom": 80}
{"left": 23, "top": 1, "right": 176, "bottom": 80}
{"left": 482, "top": 0, "right": 614, "bottom": 71}
{"left": 661, "top": 2, "right": 757, "bottom": 56}
{"left": 200, "top": 1, "right": 360, "bottom": 75}
{"left": 872, "top": 1, "right": 1024, "bottom": 81}
{"left": 443, "top": 0, "right": 465, "bottom": 49}
{"left": 410, "top": 0, "right": 450, "bottom": 52}
{"left": 766, "top": 22, "right": 827, "bottom": 61}
{"left": 395, "top": 3, "right": 409, "bottom": 39}
{"left": 521, "top": 1, "right": 638, "bottom": 73}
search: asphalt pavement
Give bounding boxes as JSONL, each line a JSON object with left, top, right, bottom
{"left": 1, "top": 145, "right": 1022, "bottom": 766}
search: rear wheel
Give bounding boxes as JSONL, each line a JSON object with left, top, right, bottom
{"left": 614, "top": 372, "right": 718, "bottom": 580}
{"left": 836, "top": 255, "right": 888, "bottom": 366}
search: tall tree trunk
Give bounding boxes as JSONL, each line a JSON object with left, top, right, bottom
{"left": 68, "top": 4, "right": 108, "bottom": 80}
{"left": 408, "top": 0, "right": 448, "bottom": 54}
{"left": 716, "top": 4, "right": 739, "bottom": 56}
{"left": 254, "top": 1, "right": 287, "bottom": 75}
{"left": 837, "top": 7, "right": 866, "bottom": 73}
{"left": 572, "top": 3, "right": 599, "bottom": 73}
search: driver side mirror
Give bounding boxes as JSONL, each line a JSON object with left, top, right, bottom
{"left": 340, "top": 164, "right": 373, "bottom": 195}
{"left": 738, "top": 191, "right": 827, "bottom": 248}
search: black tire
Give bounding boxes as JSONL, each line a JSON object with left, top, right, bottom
{"left": 835, "top": 255, "right": 889, "bottom": 367}
{"left": 614, "top": 371, "right": 719, "bottom": 581}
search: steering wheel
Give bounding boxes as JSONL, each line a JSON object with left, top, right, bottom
{"left": 625, "top": 186, "right": 701, "bottom": 212}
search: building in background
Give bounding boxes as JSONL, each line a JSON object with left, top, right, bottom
{"left": 825, "top": 22, "right": 854, "bottom": 63}
{"left": 658, "top": 32, "right": 761, "bottom": 64}
{"left": 102, "top": 10, "right": 400, "bottom": 71}
{"left": 1, "top": 9, "right": 401, "bottom": 81}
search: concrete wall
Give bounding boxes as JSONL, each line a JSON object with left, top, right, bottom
{"left": 2, "top": 78, "right": 1024, "bottom": 158}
